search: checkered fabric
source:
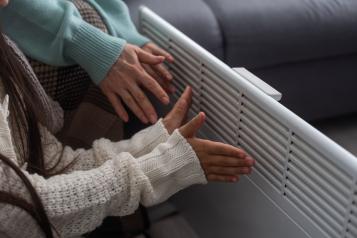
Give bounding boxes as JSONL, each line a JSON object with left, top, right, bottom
{"left": 28, "top": 0, "right": 113, "bottom": 113}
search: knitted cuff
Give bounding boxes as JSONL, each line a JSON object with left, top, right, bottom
{"left": 127, "top": 33, "right": 151, "bottom": 47}
{"left": 133, "top": 118, "right": 171, "bottom": 156}
{"left": 66, "top": 20, "right": 126, "bottom": 85}
{"left": 138, "top": 129, "right": 207, "bottom": 206}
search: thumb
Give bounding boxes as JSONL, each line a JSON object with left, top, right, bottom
{"left": 179, "top": 112, "right": 206, "bottom": 138}
{"left": 138, "top": 49, "right": 165, "bottom": 65}
{"left": 168, "top": 86, "right": 192, "bottom": 122}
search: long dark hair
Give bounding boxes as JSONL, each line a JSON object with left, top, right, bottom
{"left": 0, "top": 32, "right": 54, "bottom": 237}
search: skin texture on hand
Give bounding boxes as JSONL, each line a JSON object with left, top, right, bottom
{"left": 162, "top": 86, "right": 192, "bottom": 134}
{"left": 100, "top": 43, "right": 170, "bottom": 124}
{"left": 163, "top": 87, "right": 255, "bottom": 183}
{"left": 142, "top": 42, "right": 175, "bottom": 94}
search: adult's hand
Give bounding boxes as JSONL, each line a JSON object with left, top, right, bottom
{"left": 142, "top": 42, "right": 175, "bottom": 94}
{"left": 100, "top": 43, "right": 170, "bottom": 124}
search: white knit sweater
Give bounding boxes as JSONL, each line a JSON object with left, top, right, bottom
{"left": 0, "top": 90, "right": 206, "bottom": 237}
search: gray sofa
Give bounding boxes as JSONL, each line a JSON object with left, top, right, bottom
{"left": 125, "top": 0, "right": 357, "bottom": 121}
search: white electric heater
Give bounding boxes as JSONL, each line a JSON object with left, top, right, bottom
{"left": 139, "top": 6, "right": 357, "bottom": 238}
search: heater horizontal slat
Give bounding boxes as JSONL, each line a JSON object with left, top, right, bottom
{"left": 142, "top": 21, "right": 169, "bottom": 42}
{"left": 201, "top": 75, "right": 240, "bottom": 112}
{"left": 348, "top": 212, "right": 357, "bottom": 237}
{"left": 242, "top": 98, "right": 288, "bottom": 137}
{"left": 240, "top": 122, "right": 286, "bottom": 163}
{"left": 141, "top": 23, "right": 169, "bottom": 47}
{"left": 347, "top": 232, "right": 357, "bottom": 238}
{"left": 288, "top": 163, "right": 347, "bottom": 218}
{"left": 240, "top": 113, "right": 287, "bottom": 157}
{"left": 143, "top": 31, "right": 167, "bottom": 49}
{"left": 346, "top": 224, "right": 357, "bottom": 238}
{"left": 170, "top": 50, "right": 200, "bottom": 76}
{"left": 286, "top": 173, "right": 344, "bottom": 233}
{"left": 293, "top": 137, "right": 351, "bottom": 186}
{"left": 290, "top": 148, "right": 350, "bottom": 197}
{"left": 200, "top": 93, "right": 237, "bottom": 124}
{"left": 240, "top": 140, "right": 282, "bottom": 191}
{"left": 205, "top": 119, "right": 235, "bottom": 144}
{"left": 171, "top": 77, "right": 186, "bottom": 93}
{"left": 240, "top": 131, "right": 284, "bottom": 180}
{"left": 170, "top": 71, "right": 198, "bottom": 94}
{"left": 200, "top": 104, "right": 237, "bottom": 136}
{"left": 202, "top": 68, "right": 240, "bottom": 99}
{"left": 350, "top": 203, "right": 357, "bottom": 215}
{"left": 202, "top": 105, "right": 236, "bottom": 141}
{"left": 348, "top": 212, "right": 357, "bottom": 228}
{"left": 240, "top": 109, "right": 287, "bottom": 146}
{"left": 170, "top": 45, "right": 200, "bottom": 66}
{"left": 239, "top": 131, "right": 285, "bottom": 177}
{"left": 170, "top": 63, "right": 199, "bottom": 87}
{"left": 290, "top": 158, "right": 348, "bottom": 212}
{"left": 285, "top": 188, "right": 340, "bottom": 238}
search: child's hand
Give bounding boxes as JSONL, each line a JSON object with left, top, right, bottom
{"left": 163, "top": 86, "right": 255, "bottom": 182}
{"left": 162, "top": 86, "right": 192, "bottom": 134}
{"left": 180, "top": 112, "right": 255, "bottom": 183}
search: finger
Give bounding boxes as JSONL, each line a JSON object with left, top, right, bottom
{"left": 208, "top": 156, "right": 255, "bottom": 167}
{"left": 143, "top": 64, "right": 173, "bottom": 93}
{"left": 120, "top": 90, "right": 149, "bottom": 124}
{"left": 167, "top": 84, "right": 176, "bottom": 94}
{"left": 153, "top": 63, "right": 173, "bottom": 80}
{"left": 159, "top": 77, "right": 175, "bottom": 94}
{"left": 168, "top": 86, "right": 192, "bottom": 120}
{"left": 206, "top": 174, "right": 239, "bottom": 183}
{"left": 143, "top": 63, "right": 161, "bottom": 81}
{"left": 207, "top": 166, "right": 252, "bottom": 176}
{"left": 138, "top": 70, "right": 170, "bottom": 104}
{"left": 138, "top": 48, "right": 165, "bottom": 65}
{"left": 106, "top": 93, "right": 129, "bottom": 122}
{"left": 129, "top": 83, "right": 158, "bottom": 124}
{"left": 179, "top": 112, "right": 205, "bottom": 138}
{"left": 151, "top": 45, "right": 175, "bottom": 63}
{"left": 207, "top": 142, "right": 247, "bottom": 158}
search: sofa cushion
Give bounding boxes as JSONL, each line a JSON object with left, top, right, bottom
{"left": 253, "top": 54, "right": 357, "bottom": 121}
{"left": 124, "top": 0, "right": 224, "bottom": 59}
{"left": 204, "top": 0, "right": 357, "bottom": 68}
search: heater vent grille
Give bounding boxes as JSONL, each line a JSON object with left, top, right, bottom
{"left": 140, "top": 7, "right": 357, "bottom": 238}
{"left": 285, "top": 135, "right": 352, "bottom": 238}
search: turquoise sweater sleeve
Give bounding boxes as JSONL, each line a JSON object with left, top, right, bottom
{"left": 88, "top": 0, "right": 150, "bottom": 47}
{"left": 0, "top": 0, "right": 129, "bottom": 84}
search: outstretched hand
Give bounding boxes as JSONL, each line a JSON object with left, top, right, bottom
{"left": 162, "top": 86, "right": 192, "bottom": 134}
{"left": 164, "top": 86, "right": 255, "bottom": 183}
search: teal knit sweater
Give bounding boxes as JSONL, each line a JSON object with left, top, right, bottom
{"left": 0, "top": 0, "right": 150, "bottom": 84}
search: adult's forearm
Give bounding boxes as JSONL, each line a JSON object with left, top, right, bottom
{"left": 88, "top": 0, "right": 150, "bottom": 46}
{"left": 0, "top": 0, "right": 125, "bottom": 84}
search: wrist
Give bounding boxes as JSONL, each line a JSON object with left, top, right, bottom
{"left": 162, "top": 118, "right": 175, "bottom": 135}
{"left": 65, "top": 20, "right": 127, "bottom": 85}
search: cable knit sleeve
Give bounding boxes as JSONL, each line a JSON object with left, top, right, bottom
{"left": 0, "top": 97, "right": 206, "bottom": 237}
{"left": 42, "top": 119, "right": 170, "bottom": 173}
